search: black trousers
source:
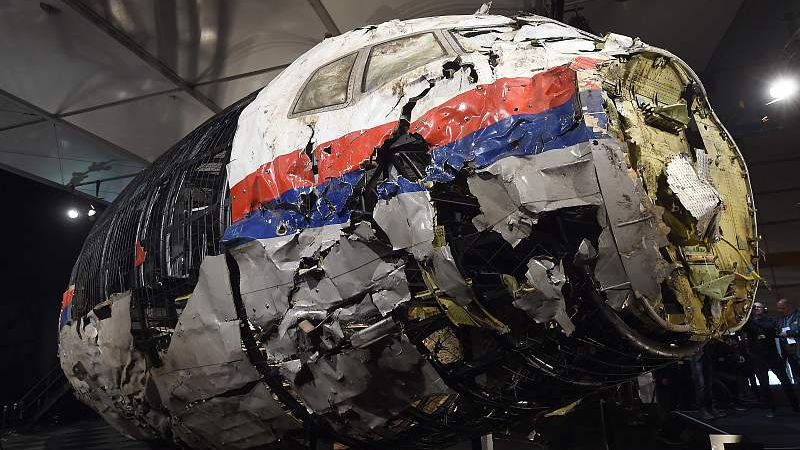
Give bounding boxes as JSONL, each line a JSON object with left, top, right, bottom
{"left": 752, "top": 352, "right": 799, "bottom": 410}
{"left": 690, "top": 352, "right": 713, "bottom": 411}
{"left": 783, "top": 344, "right": 800, "bottom": 383}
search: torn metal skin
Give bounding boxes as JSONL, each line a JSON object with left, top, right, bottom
{"left": 59, "top": 11, "right": 758, "bottom": 450}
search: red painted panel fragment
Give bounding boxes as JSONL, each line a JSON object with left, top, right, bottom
{"left": 135, "top": 241, "right": 147, "bottom": 267}
{"left": 62, "top": 286, "right": 75, "bottom": 308}
{"left": 411, "top": 66, "right": 577, "bottom": 147}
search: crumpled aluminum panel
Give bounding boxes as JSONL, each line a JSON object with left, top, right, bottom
{"left": 59, "top": 292, "right": 160, "bottom": 440}
{"left": 280, "top": 334, "right": 449, "bottom": 437}
{"left": 591, "top": 139, "right": 670, "bottom": 302}
{"left": 153, "top": 254, "right": 261, "bottom": 408}
{"left": 173, "top": 382, "right": 301, "bottom": 450}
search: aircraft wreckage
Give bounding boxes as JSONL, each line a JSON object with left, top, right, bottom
{"left": 59, "top": 12, "right": 759, "bottom": 450}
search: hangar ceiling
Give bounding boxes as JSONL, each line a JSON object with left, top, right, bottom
{"left": 0, "top": 0, "right": 744, "bottom": 201}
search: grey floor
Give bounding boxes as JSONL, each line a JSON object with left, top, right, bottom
{"left": 1, "top": 419, "right": 164, "bottom": 450}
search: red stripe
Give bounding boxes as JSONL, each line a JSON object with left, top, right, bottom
{"left": 411, "top": 65, "right": 576, "bottom": 146}
{"left": 230, "top": 65, "right": 577, "bottom": 222}
{"left": 231, "top": 149, "right": 315, "bottom": 222}
{"left": 315, "top": 122, "right": 399, "bottom": 181}
{"left": 62, "top": 287, "right": 74, "bottom": 308}
{"left": 569, "top": 56, "right": 607, "bottom": 71}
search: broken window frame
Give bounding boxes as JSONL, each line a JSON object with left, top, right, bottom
{"left": 289, "top": 51, "right": 359, "bottom": 118}
{"left": 360, "top": 31, "right": 450, "bottom": 94}
{"left": 447, "top": 26, "right": 515, "bottom": 54}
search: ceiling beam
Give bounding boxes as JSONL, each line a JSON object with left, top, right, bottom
{"left": 307, "top": 0, "right": 341, "bottom": 36}
{"left": 0, "top": 88, "right": 180, "bottom": 134}
{"left": 0, "top": 88, "right": 150, "bottom": 166}
{"left": 0, "top": 62, "right": 294, "bottom": 134}
{"left": 61, "top": 0, "right": 222, "bottom": 114}
{"left": 192, "top": 63, "right": 292, "bottom": 87}
{"left": 0, "top": 117, "right": 46, "bottom": 133}
{"left": 0, "top": 160, "right": 111, "bottom": 206}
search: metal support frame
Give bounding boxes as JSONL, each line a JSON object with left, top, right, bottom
{"left": 61, "top": 0, "right": 223, "bottom": 114}
{"left": 69, "top": 171, "right": 142, "bottom": 198}
{"left": 307, "top": 0, "right": 341, "bottom": 36}
{"left": 71, "top": 172, "right": 141, "bottom": 187}
{"left": 0, "top": 160, "right": 111, "bottom": 206}
{"left": 0, "top": 61, "right": 292, "bottom": 135}
{"left": 0, "top": 88, "right": 150, "bottom": 167}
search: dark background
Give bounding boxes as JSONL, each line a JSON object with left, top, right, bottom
{"left": 0, "top": 171, "right": 104, "bottom": 406}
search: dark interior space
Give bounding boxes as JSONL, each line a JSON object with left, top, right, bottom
{"left": 0, "top": 170, "right": 103, "bottom": 406}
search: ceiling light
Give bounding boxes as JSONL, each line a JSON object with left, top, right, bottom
{"left": 88, "top": 205, "right": 96, "bottom": 217}
{"left": 768, "top": 77, "right": 798, "bottom": 102}
{"left": 67, "top": 208, "right": 80, "bottom": 219}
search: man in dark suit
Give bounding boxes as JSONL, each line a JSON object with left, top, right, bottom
{"left": 743, "top": 301, "right": 799, "bottom": 416}
{"left": 777, "top": 298, "right": 800, "bottom": 383}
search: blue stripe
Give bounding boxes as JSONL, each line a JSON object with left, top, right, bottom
{"left": 425, "top": 95, "right": 601, "bottom": 181}
{"left": 59, "top": 304, "right": 71, "bottom": 329}
{"left": 223, "top": 171, "right": 362, "bottom": 243}
{"left": 377, "top": 176, "right": 427, "bottom": 200}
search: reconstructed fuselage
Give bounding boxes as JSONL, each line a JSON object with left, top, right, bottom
{"left": 58, "top": 13, "right": 758, "bottom": 450}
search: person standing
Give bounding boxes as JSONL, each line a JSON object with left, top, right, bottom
{"left": 689, "top": 345, "right": 725, "bottom": 420}
{"left": 744, "top": 302, "right": 800, "bottom": 416}
{"left": 776, "top": 298, "right": 800, "bottom": 383}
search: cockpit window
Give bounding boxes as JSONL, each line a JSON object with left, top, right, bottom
{"left": 293, "top": 52, "right": 357, "bottom": 115}
{"left": 363, "top": 33, "right": 446, "bottom": 92}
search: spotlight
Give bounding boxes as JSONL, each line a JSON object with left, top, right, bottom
{"left": 88, "top": 205, "right": 96, "bottom": 217}
{"left": 768, "top": 77, "right": 798, "bottom": 102}
{"left": 67, "top": 208, "right": 80, "bottom": 219}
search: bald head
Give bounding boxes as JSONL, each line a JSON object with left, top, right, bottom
{"left": 777, "top": 299, "right": 795, "bottom": 317}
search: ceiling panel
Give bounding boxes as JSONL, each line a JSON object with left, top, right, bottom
{"left": 65, "top": 91, "right": 212, "bottom": 162}
{"left": 55, "top": 123, "right": 143, "bottom": 165}
{"left": 0, "top": 0, "right": 176, "bottom": 114}
{"left": 0, "top": 121, "right": 60, "bottom": 159}
{"left": 81, "top": 0, "right": 324, "bottom": 84}
{"left": 0, "top": 151, "right": 65, "bottom": 186}
{"left": 0, "top": 96, "right": 42, "bottom": 130}
{"left": 0, "top": 120, "right": 145, "bottom": 191}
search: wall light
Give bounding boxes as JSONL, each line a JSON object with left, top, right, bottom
{"left": 768, "top": 77, "right": 798, "bottom": 102}
{"left": 67, "top": 208, "right": 80, "bottom": 219}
